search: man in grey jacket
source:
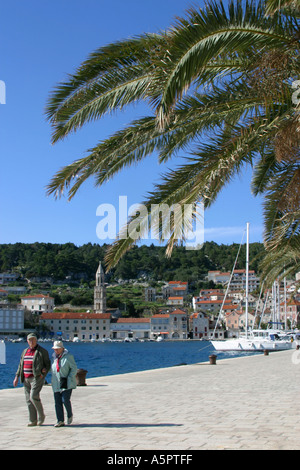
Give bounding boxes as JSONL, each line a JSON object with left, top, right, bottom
{"left": 13, "top": 333, "right": 51, "bottom": 426}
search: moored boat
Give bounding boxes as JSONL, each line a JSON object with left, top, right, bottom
{"left": 210, "top": 223, "right": 294, "bottom": 353}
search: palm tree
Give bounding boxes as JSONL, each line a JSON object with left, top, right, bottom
{"left": 46, "top": 0, "right": 300, "bottom": 282}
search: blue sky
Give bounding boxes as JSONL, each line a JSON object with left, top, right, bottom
{"left": 0, "top": 0, "right": 264, "bottom": 248}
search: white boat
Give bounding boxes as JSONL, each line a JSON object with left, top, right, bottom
{"left": 210, "top": 223, "right": 294, "bottom": 353}
{"left": 211, "top": 328, "right": 293, "bottom": 351}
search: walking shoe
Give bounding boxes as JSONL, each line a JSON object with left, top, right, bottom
{"left": 67, "top": 416, "right": 73, "bottom": 425}
{"left": 27, "top": 421, "right": 37, "bottom": 427}
{"left": 54, "top": 421, "right": 65, "bottom": 427}
{"left": 38, "top": 415, "right": 46, "bottom": 426}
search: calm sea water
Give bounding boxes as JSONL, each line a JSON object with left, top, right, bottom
{"left": 0, "top": 340, "right": 257, "bottom": 390}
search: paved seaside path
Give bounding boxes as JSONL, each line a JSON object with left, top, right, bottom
{"left": 1, "top": 349, "right": 300, "bottom": 450}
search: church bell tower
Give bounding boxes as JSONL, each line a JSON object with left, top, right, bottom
{"left": 94, "top": 262, "right": 106, "bottom": 313}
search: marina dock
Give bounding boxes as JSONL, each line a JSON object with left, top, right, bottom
{"left": 1, "top": 349, "right": 300, "bottom": 450}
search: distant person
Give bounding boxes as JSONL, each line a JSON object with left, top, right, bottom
{"left": 51, "top": 340, "right": 77, "bottom": 427}
{"left": 13, "top": 332, "right": 51, "bottom": 426}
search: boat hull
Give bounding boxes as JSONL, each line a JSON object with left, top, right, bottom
{"left": 211, "top": 338, "right": 293, "bottom": 352}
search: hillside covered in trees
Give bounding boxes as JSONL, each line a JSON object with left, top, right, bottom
{"left": 0, "top": 241, "right": 265, "bottom": 283}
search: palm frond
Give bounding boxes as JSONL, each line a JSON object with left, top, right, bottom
{"left": 156, "top": 0, "right": 294, "bottom": 125}
{"left": 46, "top": 0, "right": 300, "bottom": 274}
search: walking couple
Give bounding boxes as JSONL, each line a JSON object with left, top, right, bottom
{"left": 13, "top": 333, "right": 77, "bottom": 427}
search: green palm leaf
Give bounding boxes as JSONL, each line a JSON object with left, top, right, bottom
{"left": 46, "top": 0, "right": 300, "bottom": 273}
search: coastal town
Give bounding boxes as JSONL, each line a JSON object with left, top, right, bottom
{"left": 0, "top": 262, "right": 299, "bottom": 343}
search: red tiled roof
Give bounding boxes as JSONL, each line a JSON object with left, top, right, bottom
{"left": 41, "top": 312, "right": 111, "bottom": 320}
{"left": 169, "top": 309, "right": 187, "bottom": 315}
{"left": 280, "top": 300, "right": 300, "bottom": 306}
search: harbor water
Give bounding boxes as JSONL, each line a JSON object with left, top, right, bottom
{"left": 0, "top": 339, "right": 260, "bottom": 390}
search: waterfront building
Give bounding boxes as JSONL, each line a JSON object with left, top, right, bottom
{"left": 151, "top": 314, "right": 170, "bottom": 339}
{"left": 190, "top": 311, "right": 224, "bottom": 340}
{"left": 0, "top": 303, "right": 25, "bottom": 338}
{"left": 40, "top": 312, "right": 111, "bottom": 341}
{"left": 151, "top": 309, "right": 188, "bottom": 339}
{"left": 110, "top": 317, "right": 150, "bottom": 340}
{"left": 21, "top": 294, "right": 54, "bottom": 314}
{"left": 190, "top": 312, "right": 210, "bottom": 339}
{"left": 169, "top": 310, "right": 188, "bottom": 339}
{"left": 239, "top": 310, "right": 255, "bottom": 331}
{"left": 280, "top": 299, "right": 300, "bottom": 326}
{"left": 224, "top": 310, "right": 241, "bottom": 336}
{"left": 94, "top": 262, "right": 106, "bottom": 313}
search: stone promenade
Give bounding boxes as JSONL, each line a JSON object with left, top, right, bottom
{"left": 1, "top": 349, "right": 300, "bottom": 450}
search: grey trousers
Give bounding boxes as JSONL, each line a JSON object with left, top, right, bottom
{"left": 23, "top": 376, "right": 45, "bottom": 423}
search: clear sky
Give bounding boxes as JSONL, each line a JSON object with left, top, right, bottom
{"left": 0, "top": 0, "right": 264, "bottom": 248}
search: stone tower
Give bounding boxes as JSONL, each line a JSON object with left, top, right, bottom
{"left": 94, "top": 262, "right": 106, "bottom": 313}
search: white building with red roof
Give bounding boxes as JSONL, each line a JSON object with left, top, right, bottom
{"left": 110, "top": 317, "right": 150, "bottom": 340}
{"left": 21, "top": 294, "right": 54, "bottom": 314}
{"left": 40, "top": 312, "right": 111, "bottom": 341}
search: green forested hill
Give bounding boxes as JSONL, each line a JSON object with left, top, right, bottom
{"left": 0, "top": 241, "right": 265, "bottom": 283}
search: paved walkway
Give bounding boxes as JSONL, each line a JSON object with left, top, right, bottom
{"left": 1, "top": 349, "right": 300, "bottom": 450}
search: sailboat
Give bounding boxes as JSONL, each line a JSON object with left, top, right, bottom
{"left": 210, "top": 223, "right": 294, "bottom": 352}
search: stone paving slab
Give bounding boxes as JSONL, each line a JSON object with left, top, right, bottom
{"left": 1, "top": 349, "right": 300, "bottom": 450}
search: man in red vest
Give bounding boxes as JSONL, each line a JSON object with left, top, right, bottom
{"left": 13, "top": 333, "right": 51, "bottom": 426}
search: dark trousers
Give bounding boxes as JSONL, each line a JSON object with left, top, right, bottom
{"left": 54, "top": 389, "right": 73, "bottom": 422}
